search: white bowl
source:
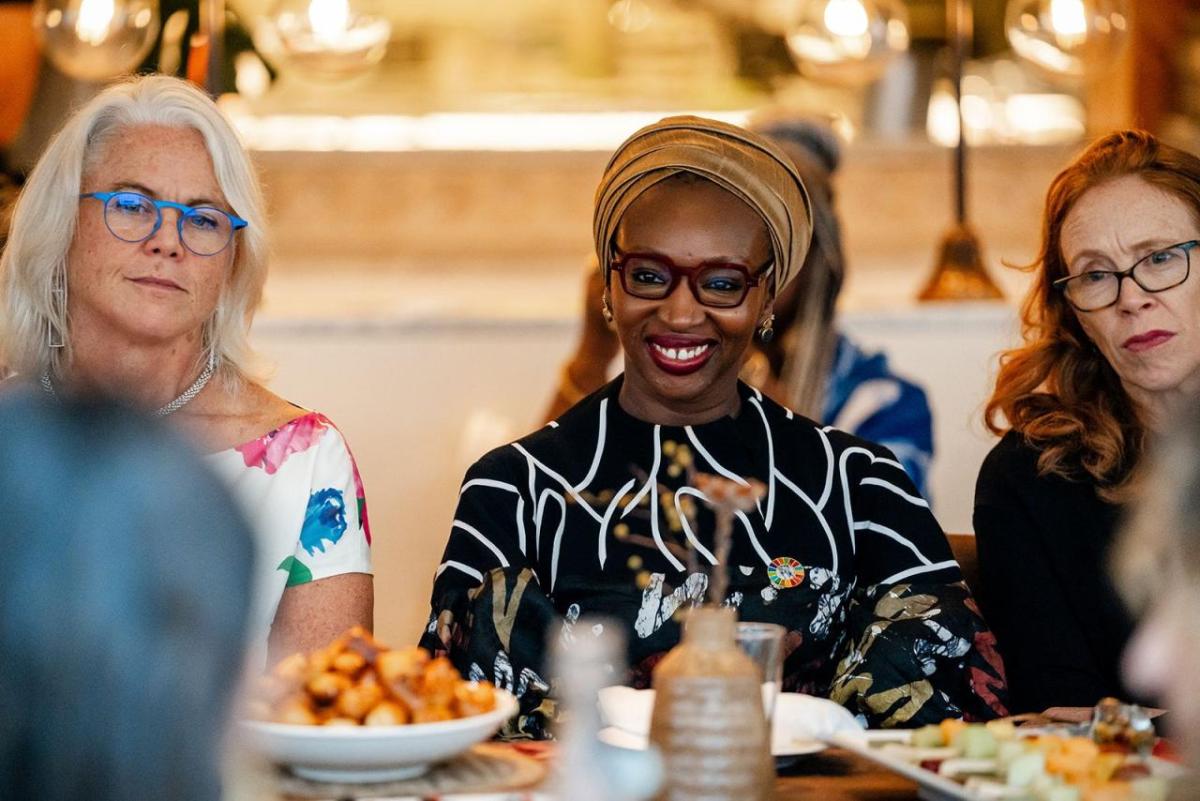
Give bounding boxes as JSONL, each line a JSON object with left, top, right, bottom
{"left": 238, "top": 690, "right": 519, "bottom": 783}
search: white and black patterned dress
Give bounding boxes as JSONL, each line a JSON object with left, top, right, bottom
{"left": 420, "top": 377, "right": 1007, "bottom": 738}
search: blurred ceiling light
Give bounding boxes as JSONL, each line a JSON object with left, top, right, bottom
{"left": 259, "top": 0, "right": 390, "bottom": 81}
{"left": 33, "top": 0, "right": 159, "bottom": 80}
{"left": 218, "top": 108, "right": 754, "bottom": 152}
{"left": 784, "top": 0, "right": 909, "bottom": 85}
{"left": 1005, "top": 93, "right": 1085, "bottom": 142}
{"left": 1050, "top": 0, "right": 1087, "bottom": 46}
{"left": 925, "top": 69, "right": 1086, "bottom": 147}
{"left": 960, "top": 93, "right": 993, "bottom": 142}
{"left": 234, "top": 50, "right": 271, "bottom": 98}
{"left": 608, "top": 0, "right": 653, "bottom": 34}
{"left": 823, "top": 0, "right": 869, "bottom": 39}
{"left": 156, "top": 8, "right": 188, "bottom": 74}
{"left": 829, "top": 111, "right": 857, "bottom": 142}
{"left": 926, "top": 79, "right": 959, "bottom": 147}
{"left": 1005, "top": 0, "right": 1127, "bottom": 78}
{"left": 75, "top": 0, "right": 114, "bottom": 44}
{"left": 307, "top": 0, "right": 349, "bottom": 46}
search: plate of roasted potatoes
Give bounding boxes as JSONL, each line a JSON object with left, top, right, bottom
{"left": 239, "top": 627, "right": 518, "bottom": 782}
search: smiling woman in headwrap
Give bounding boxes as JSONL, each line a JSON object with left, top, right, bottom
{"left": 420, "top": 117, "right": 1007, "bottom": 737}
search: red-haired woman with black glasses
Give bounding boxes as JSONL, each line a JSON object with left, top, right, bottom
{"left": 976, "top": 130, "right": 1200, "bottom": 713}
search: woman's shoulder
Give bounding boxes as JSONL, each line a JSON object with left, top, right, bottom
{"left": 978, "top": 431, "right": 1045, "bottom": 488}
{"left": 753, "top": 387, "right": 895, "bottom": 456}
{"left": 748, "top": 388, "right": 915, "bottom": 484}
{"left": 464, "top": 387, "right": 613, "bottom": 482}
{"left": 743, "top": 383, "right": 820, "bottom": 430}
{"left": 974, "top": 430, "right": 1096, "bottom": 521}
{"left": 467, "top": 415, "right": 582, "bottom": 479}
{"left": 208, "top": 383, "right": 356, "bottom": 467}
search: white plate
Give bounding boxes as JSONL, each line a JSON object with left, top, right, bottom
{"left": 831, "top": 731, "right": 1187, "bottom": 801}
{"left": 238, "top": 690, "right": 519, "bottom": 783}
{"left": 598, "top": 726, "right": 825, "bottom": 757}
{"left": 832, "top": 732, "right": 974, "bottom": 801}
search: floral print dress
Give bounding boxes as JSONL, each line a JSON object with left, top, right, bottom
{"left": 207, "top": 411, "right": 372, "bottom": 656}
{"left": 420, "top": 378, "right": 1007, "bottom": 739}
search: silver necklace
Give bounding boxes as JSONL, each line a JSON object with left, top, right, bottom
{"left": 40, "top": 357, "right": 215, "bottom": 417}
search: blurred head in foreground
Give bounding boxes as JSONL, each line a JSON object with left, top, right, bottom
{"left": 0, "top": 391, "right": 255, "bottom": 801}
{"left": 1115, "top": 402, "right": 1200, "bottom": 766}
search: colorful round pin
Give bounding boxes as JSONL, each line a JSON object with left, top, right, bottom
{"left": 767, "top": 557, "right": 805, "bottom": 589}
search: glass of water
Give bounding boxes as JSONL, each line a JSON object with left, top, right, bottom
{"left": 735, "top": 621, "right": 785, "bottom": 724}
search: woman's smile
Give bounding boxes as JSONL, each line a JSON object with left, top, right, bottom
{"left": 646, "top": 334, "right": 716, "bottom": 375}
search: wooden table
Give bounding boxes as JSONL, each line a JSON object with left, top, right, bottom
{"left": 505, "top": 742, "right": 923, "bottom": 800}
{"left": 268, "top": 744, "right": 924, "bottom": 800}
{"left": 774, "top": 747, "right": 920, "bottom": 800}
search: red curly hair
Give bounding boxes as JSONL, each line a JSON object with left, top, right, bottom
{"left": 985, "top": 130, "right": 1200, "bottom": 500}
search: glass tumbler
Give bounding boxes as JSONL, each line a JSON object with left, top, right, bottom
{"left": 735, "top": 621, "right": 785, "bottom": 724}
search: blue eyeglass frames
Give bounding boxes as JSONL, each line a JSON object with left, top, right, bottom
{"left": 80, "top": 191, "right": 248, "bottom": 257}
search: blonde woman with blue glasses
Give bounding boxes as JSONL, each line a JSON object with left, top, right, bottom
{"left": 0, "top": 75, "right": 373, "bottom": 664}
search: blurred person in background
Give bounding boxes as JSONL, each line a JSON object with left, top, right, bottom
{"left": 743, "top": 116, "right": 933, "bottom": 496}
{"left": 545, "top": 117, "right": 933, "bottom": 497}
{"left": 975, "top": 130, "right": 1200, "bottom": 713}
{"left": 425, "top": 115, "right": 1005, "bottom": 739}
{"left": 0, "top": 75, "right": 372, "bottom": 663}
{"left": 0, "top": 391, "right": 253, "bottom": 801}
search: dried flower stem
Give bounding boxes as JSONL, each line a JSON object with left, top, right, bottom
{"left": 710, "top": 507, "right": 734, "bottom": 605}
{"left": 693, "top": 473, "right": 766, "bottom": 607}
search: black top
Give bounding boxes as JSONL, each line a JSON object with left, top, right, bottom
{"left": 973, "top": 431, "right": 1137, "bottom": 714}
{"left": 421, "top": 377, "right": 1008, "bottom": 738}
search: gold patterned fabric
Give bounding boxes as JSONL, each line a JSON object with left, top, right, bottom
{"left": 593, "top": 115, "right": 814, "bottom": 296}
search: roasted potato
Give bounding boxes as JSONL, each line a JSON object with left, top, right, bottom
{"left": 376, "top": 646, "right": 429, "bottom": 686}
{"left": 305, "top": 671, "right": 352, "bottom": 705}
{"left": 454, "top": 681, "right": 498, "bottom": 717}
{"left": 274, "top": 698, "right": 319, "bottom": 726}
{"left": 257, "top": 629, "right": 496, "bottom": 727}
{"left": 364, "top": 700, "right": 411, "bottom": 726}
{"left": 412, "top": 705, "right": 454, "bottom": 724}
{"left": 419, "top": 657, "right": 459, "bottom": 708}
{"left": 336, "top": 682, "right": 384, "bottom": 720}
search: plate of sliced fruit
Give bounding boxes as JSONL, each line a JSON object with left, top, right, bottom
{"left": 832, "top": 711, "right": 1184, "bottom": 801}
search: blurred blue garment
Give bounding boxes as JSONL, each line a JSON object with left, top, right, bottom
{"left": 0, "top": 389, "right": 255, "bottom": 801}
{"left": 822, "top": 333, "right": 934, "bottom": 499}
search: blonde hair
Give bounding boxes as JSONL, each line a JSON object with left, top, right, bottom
{"left": 984, "top": 130, "right": 1200, "bottom": 501}
{"left": 0, "top": 75, "right": 269, "bottom": 385}
{"left": 1113, "top": 405, "right": 1200, "bottom": 614}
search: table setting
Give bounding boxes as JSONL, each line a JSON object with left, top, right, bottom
{"left": 232, "top": 481, "right": 1186, "bottom": 801}
{"left": 233, "top": 616, "right": 1184, "bottom": 801}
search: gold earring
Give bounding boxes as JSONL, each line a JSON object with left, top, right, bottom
{"left": 601, "top": 294, "right": 614, "bottom": 324}
{"left": 758, "top": 313, "right": 775, "bottom": 343}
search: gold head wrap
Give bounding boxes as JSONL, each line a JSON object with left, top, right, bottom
{"left": 593, "top": 115, "right": 813, "bottom": 297}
